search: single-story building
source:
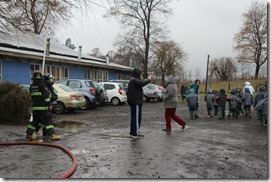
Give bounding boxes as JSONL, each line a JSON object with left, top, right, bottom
{"left": 0, "top": 30, "right": 133, "bottom": 85}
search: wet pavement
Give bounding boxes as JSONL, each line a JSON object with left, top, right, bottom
{"left": 0, "top": 100, "right": 268, "bottom": 179}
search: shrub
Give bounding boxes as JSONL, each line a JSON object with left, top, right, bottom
{"left": 0, "top": 81, "right": 32, "bottom": 125}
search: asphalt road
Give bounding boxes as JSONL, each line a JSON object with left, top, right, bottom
{"left": 0, "top": 99, "right": 268, "bottom": 179}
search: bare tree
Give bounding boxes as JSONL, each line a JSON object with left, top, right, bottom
{"left": 0, "top": 0, "right": 74, "bottom": 35}
{"left": 89, "top": 47, "right": 105, "bottom": 58}
{"left": 233, "top": 1, "right": 267, "bottom": 79}
{"left": 237, "top": 62, "right": 254, "bottom": 80}
{"left": 65, "top": 38, "right": 76, "bottom": 50}
{"left": 0, "top": 0, "right": 109, "bottom": 35}
{"left": 209, "top": 57, "right": 237, "bottom": 81}
{"left": 113, "top": 34, "right": 145, "bottom": 68}
{"left": 150, "top": 40, "right": 187, "bottom": 86}
{"left": 177, "top": 66, "right": 188, "bottom": 84}
{"left": 106, "top": 0, "right": 172, "bottom": 78}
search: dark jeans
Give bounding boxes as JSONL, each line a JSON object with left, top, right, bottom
{"left": 218, "top": 106, "right": 225, "bottom": 119}
{"left": 214, "top": 105, "right": 218, "bottom": 116}
{"left": 129, "top": 104, "right": 142, "bottom": 136}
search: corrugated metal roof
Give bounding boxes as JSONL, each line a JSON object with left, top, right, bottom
{"left": 0, "top": 30, "right": 133, "bottom": 71}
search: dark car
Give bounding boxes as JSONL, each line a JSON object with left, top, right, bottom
{"left": 56, "top": 79, "right": 98, "bottom": 110}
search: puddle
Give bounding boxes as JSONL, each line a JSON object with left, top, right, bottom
{"left": 54, "top": 120, "right": 84, "bottom": 133}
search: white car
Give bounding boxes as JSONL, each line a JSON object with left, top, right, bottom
{"left": 98, "top": 82, "right": 127, "bottom": 106}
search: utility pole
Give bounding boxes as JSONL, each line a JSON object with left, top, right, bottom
{"left": 42, "top": 28, "right": 50, "bottom": 74}
{"left": 205, "top": 54, "right": 210, "bottom": 94}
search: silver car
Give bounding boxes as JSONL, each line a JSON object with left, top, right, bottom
{"left": 144, "top": 84, "right": 164, "bottom": 101}
{"left": 143, "top": 86, "right": 160, "bottom": 102}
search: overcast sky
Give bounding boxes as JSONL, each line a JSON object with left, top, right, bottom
{"left": 55, "top": 0, "right": 267, "bottom": 79}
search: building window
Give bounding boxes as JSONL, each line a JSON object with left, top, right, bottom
{"left": 52, "top": 66, "right": 60, "bottom": 80}
{"left": 61, "top": 67, "right": 69, "bottom": 80}
{"left": 30, "top": 64, "right": 41, "bottom": 80}
{"left": 30, "top": 64, "right": 68, "bottom": 81}
{"left": 85, "top": 69, "right": 92, "bottom": 79}
{"left": 92, "top": 70, "right": 97, "bottom": 80}
{"left": 85, "top": 69, "right": 108, "bottom": 82}
{"left": 104, "top": 71, "right": 108, "bottom": 82}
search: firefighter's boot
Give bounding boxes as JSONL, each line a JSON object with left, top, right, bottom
{"left": 50, "top": 134, "right": 61, "bottom": 140}
{"left": 26, "top": 134, "right": 37, "bottom": 141}
{"left": 35, "top": 131, "right": 41, "bottom": 135}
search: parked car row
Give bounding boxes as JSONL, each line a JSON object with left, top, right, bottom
{"left": 22, "top": 79, "right": 164, "bottom": 114}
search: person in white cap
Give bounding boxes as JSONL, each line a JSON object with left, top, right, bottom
{"left": 244, "top": 81, "right": 255, "bottom": 95}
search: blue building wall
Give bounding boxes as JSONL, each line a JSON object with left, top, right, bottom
{"left": 69, "top": 67, "right": 85, "bottom": 79}
{"left": 1, "top": 56, "right": 131, "bottom": 84}
{"left": 2, "top": 60, "right": 30, "bottom": 84}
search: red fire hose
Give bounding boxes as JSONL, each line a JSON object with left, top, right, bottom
{"left": 0, "top": 141, "right": 77, "bottom": 178}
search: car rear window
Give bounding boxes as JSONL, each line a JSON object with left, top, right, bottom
{"left": 59, "top": 85, "right": 75, "bottom": 92}
{"left": 85, "top": 81, "right": 94, "bottom": 87}
{"left": 104, "top": 84, "right": 115, "bottom": 90}
{"left": 118, "top": 84, "right": 123, "bottom": 90}
{"left": 146, "top": 85, "right": 155, "bottom": 90}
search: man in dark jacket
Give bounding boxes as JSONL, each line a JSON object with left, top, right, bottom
{"left": 127, "top": 68, "right": 153, "bottom": 138}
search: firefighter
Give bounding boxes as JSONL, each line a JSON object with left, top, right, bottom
{"left": 26, "top": 71, "right": 61, "bottom": 141}
{"left": 35, "top": 73, "right": 58, "bottom": 136}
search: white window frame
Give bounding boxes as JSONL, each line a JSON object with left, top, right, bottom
{"left": 30, "top": 64, "right": 69, "bottom": 81}
{"left": 87, "top": 69, "right": 108, "bottom": 82}
{"left": 30, "top": 64, "right": 42, "bottom": 81}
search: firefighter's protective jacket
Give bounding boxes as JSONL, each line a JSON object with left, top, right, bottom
{"left": 30, "top": 79, "right": 51, "bottom": 110}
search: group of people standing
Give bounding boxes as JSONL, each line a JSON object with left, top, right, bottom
{"left": 27, "top": 68, "right": 266, "bottom": 141}
{"left": 127, "top": 69, "right": 267, "bottom": 139}
{"left": 203, "top": 81, "right": 267, "bottom": 124}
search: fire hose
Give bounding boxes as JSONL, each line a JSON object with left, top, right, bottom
{"left": 0, "top": 141, "right": 77, "bottom": 178}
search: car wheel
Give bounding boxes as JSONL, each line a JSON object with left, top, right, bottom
{"left": 80, "top": 97, "right": 90, "bottom": 110}
{"left": 143, "top": 96, "right": 147, "bottom": 102}
{"left": 53, "top": 102, "right": 65, "bottom": 114}
{"left": 111, "top": 97, "right": 120, "bottom": 106}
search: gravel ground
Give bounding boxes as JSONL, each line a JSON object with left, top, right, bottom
{"left": 0, "top": 99, "right": 268, "bottom": 179}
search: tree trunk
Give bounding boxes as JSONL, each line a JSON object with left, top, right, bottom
{"left": 162, "top": 74, "right": 165, "bottom": 87}
{"left": 255, "top": 64, "right": 260, "bottom": 79}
